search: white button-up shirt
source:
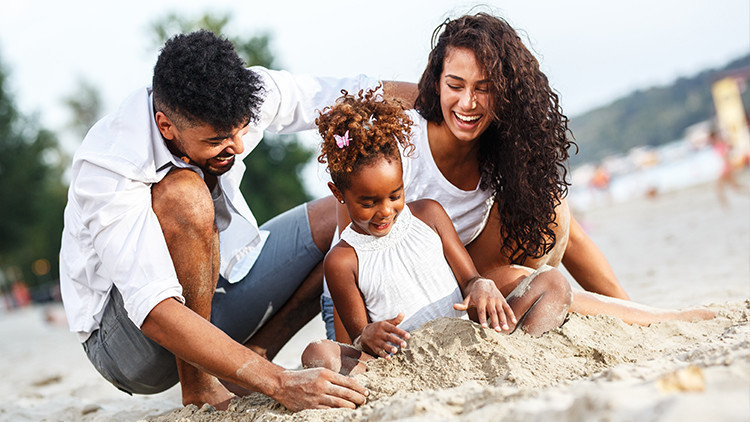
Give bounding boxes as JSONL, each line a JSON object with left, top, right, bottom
{"left": 60, "top": 67, "right": 378, "bottom": 341}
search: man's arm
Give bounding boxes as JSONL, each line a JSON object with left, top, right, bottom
{"left": 251, "top": 67, "right": 417, "bottom": 135}
{"left": 141, "top": 298, "right": 367, "bottom": 411}
{"left": 562, "top": 215, "right": 630, "bottom": 300}
{"left": 382, "top": 81, "right": 418, "bottom": 109}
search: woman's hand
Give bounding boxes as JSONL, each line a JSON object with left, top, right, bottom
{"left": 360, "top": 313, "right": 410, "bottom": 359}
{"left": 454, "top": 277, "right": 516, "bottom": 332}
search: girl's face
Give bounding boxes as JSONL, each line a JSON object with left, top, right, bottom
{"left": 437, "top": 47, "right": 494, "bottom": 143}
{"left": 331, "top": 156, "right": 405, "bottom": 237}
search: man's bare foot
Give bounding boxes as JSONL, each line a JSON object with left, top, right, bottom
{"left": 182, "top": 376, "right": 237, "bottom": 410}
{"left": 220, "top": 379, "right": 255, "bottom": 397}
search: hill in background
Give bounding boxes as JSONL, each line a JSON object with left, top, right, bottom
{"left": 568, "top": 53, "right": 750, "bottom": 167}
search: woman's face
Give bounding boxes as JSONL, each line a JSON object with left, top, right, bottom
{"left": 438, "top": 47, "right": 494, "bottom": 143}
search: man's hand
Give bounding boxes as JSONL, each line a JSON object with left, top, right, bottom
{"left": 455, "top": 277, "right": 516, "bottom": 332}
{"left": 360, "top": 313, "right": 410, "bottom": 358}
{"left": 274, "top": 368, "right": 368, "bottom": 411}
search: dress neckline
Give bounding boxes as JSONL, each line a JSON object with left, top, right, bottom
{"left": 341, "top": 205, "right": 414, "bottom": 251}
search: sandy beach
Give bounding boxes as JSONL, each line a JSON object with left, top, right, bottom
{"left": 1, "top": 172, "right": 748, "bottom": 422}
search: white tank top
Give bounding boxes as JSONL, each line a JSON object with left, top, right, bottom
{"left": 322, "top": 110, "right": 494, "bottom": 300}
{"left": 402, "top": 109, "right": 494, "bottom": 245}
{"left": 339, "top": 205, "right": 465, "bottom": 332}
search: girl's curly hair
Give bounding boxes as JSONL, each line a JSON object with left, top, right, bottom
{"left": 317, "top": 87, "right": 414, "bottom": 191}
{"left": 415, "top": 13, "right": 577, "bottom": 264}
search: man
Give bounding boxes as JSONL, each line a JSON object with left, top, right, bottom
{"left": 59, "top": 30, "right": 414, "bottom": 411}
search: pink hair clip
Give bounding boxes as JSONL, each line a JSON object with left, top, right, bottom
{"left": 334, "top": 130, "right": 350, "bottom": 149}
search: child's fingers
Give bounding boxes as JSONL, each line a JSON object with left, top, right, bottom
{"left": 491, "top": 301, "right": 510, "bottom": 331}
{"left": 475, "top": 298, "right": 489, "bottom": 328}
{"left": 486, "top": 303, "right": 501, "bottom": 331}
{"left": 502, "top": 299, "right": 517, "bottom": 324}
{"left": 453, "top": 296, "right": 471, "bottom": 311}
{"left": 387, "top": 312, "right": 406, "bottom": 326}
{"left": 384, "top": 327, "right": 409, "bottom": 347}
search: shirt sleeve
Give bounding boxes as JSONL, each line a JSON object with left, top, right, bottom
{"left": 73, "top": 160, "right": 183, "bottom": 328}
{"left": 250, "top": 66, "right": 380, "bottom": 134}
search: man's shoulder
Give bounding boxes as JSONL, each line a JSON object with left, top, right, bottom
{"left": 74, "top": 86, "right": 167, "bottom": 182}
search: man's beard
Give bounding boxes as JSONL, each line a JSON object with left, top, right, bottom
{"left": 202, "top": 156, "right": 235, "bottom": 176}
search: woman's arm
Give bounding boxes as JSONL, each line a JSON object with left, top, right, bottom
{"left": 562, "top": 214, "right": 630, "bottom": 300}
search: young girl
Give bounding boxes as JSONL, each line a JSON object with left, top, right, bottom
{"left": 302, "top": 89, "right": 572, "bottom": 374}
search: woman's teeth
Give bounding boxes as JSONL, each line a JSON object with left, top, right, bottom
{"left": 455, "top": 113, "right": 480, "bottom": 122}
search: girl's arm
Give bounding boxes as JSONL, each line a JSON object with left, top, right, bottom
{"left": 409, "top": 199, "right": 516, "bottom": 331}
{"left": 325, "top": 244, "right": 408, "bottom": 357}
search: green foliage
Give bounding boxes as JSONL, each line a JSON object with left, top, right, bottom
{"left": 150, "top": 12, "right": 313, "bottom": 224}
{"left": 241, "top": 137, "right": 315, "bottom": 221}
{"left": 0, "top": 56, "right": 67, "bottom": 288}
{"left": 569, "top": 54, "right": 750, "bottom": 166}
{"left": 64, "top": 77, "right": 103, "bottom": 139}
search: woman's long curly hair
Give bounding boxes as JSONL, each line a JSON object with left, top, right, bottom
{"left": 317, "top": 87, "right": 414, "bottom": 191}
{"left": 415, "top": 13, "right": 577, "bottom": 264}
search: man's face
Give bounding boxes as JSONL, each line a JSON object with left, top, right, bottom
{"left": 156, "top": 112, "right": 248, "bottom": 176}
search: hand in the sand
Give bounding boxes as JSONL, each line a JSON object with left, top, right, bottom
{"left": 274, "top": 368, "right": 368, "bottom": 411}
{"left": 454, "top": 277, "right": 516, "bottom": 332}
{"left": 361, "top": 313, "right": 410, "bottom": 359}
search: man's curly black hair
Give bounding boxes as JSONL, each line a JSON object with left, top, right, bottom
{"left": 152, "top": 29, "right": 265, "bottom": 133}
{"left": 416, "top": 13, "right": 577, "bottom": 265}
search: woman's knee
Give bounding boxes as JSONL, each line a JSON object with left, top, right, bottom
{"left": 534, "top": 266, "right": 573, "bottom": 306}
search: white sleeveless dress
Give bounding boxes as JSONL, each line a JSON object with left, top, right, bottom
{"left": 339, "top": 205, "right": 466, "bottom": 332}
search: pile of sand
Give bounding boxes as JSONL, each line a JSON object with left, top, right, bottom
{"left": 150, "top": 300, "right": 749, "bottom": 421}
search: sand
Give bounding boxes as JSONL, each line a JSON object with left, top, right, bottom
{"left": 1, "top": 172, "right": 748, "bottom": 422}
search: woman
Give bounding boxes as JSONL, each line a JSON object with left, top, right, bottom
{"left": 325, "top": 13, "right": 713, "bottom": 342}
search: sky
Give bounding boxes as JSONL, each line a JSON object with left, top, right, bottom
{"left": 0, "top": 0, "right": 748, "bottom": 194}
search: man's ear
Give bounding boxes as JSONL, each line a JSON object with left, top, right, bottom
{"left": 328, "top": 182, "right": 345, "bottom": 204}
{"left": 154, "top": 111, "right": 176, "bottom": 141}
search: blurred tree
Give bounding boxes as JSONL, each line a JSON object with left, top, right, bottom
{"left": 64, "top": 77, "right": 103, "bottom": 139}
{"left": 0, "top": 55, "right": 67, "bottom": 289}
{"left": 150, "top": 12, "right": 313, "bottom": 223}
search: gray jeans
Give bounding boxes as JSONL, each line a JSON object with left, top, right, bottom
{"left": 84, "top": 203, "right": 323, "bottom": 394}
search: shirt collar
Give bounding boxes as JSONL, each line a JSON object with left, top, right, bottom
{"left": 148, "top": 89, "right": 203, "bottom": 177}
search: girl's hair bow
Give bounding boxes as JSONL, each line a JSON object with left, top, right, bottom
{"left": 334, "top": 130, "right": 350, "bottom": 149}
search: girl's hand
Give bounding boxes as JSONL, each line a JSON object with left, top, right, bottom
{"left": 454, "top": 277, "right": 516, "bottom": 332}
{"left": 360, "top": 313, "right": 410, "bottom": 359}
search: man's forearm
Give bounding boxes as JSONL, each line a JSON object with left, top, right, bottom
{"left": 141, "top": 298, "right": 284, "bottom": 397}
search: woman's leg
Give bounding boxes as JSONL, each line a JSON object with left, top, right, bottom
{"left": 570, "top": 291, "right": 716, "bottom": 325}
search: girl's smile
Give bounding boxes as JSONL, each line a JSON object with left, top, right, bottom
{"left": 331, "top": 156, "right": 405, "bottom": 238}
